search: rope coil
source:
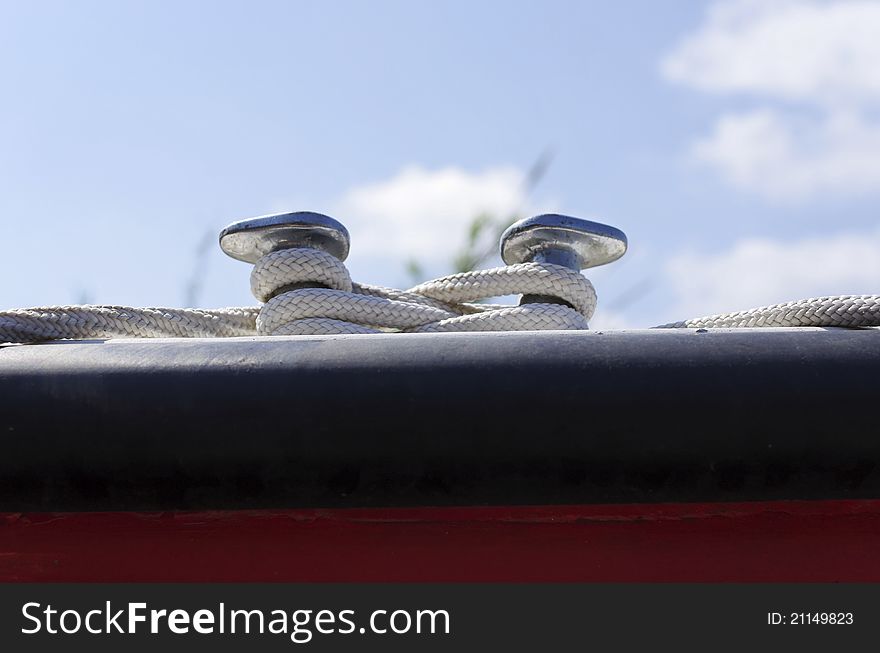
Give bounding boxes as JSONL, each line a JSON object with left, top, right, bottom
{"left": 251, "top": 248, "right": 595, "bottom": 335}
{"left": 1, "top": 246, "right": 879, "bottom": 344}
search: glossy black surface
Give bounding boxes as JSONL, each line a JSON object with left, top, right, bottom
{"left": 1, "top": 328, "right": 878, "bottom": 511}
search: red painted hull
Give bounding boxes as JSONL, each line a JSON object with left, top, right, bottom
{"left": 2, "top": 500, "right": 880, "bottom": 582}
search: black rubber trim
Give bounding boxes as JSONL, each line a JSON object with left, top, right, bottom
{"left": 1, "top": 328, "right": 878, "bottom": 511}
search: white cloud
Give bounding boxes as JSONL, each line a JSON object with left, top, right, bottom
{"left": 692, "top": 108, "right": 880, "bottom": 199}
{"left": 662, "top": 0, "right": 880, "bottom": 199}
{"left": 665, "top": 228, "right": 880, "bottom": 319}
{"left": 661, "top": 0, "right": 880, "bottom": 105}
{"left": 335, "top": 164, "right": 534, "bottom": 267}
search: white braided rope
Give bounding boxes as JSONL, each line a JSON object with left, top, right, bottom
{"left": 2, "top": 246, "right": 880, "bottom": 344}
{"left": 656, "top": 295, "right": 880, "bottom": 329}
{"left": 251, "top": 248, "right": 353, "bottom": 301}
{"left": 258, "top": 288, "right": 459, "bottom": 333}
{"left": 251, "top": 249, "right": 594, "bottom": 335}
{"left": 0, "top": 247, "right": 594, "bottom": 342}
{"left": 0, "top": 305, "right": 257, "bottom": 342}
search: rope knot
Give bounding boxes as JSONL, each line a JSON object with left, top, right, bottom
{"left": 250, "top": 248, "right": 353, "bottom": 302}
{"left": 249, "top": 249, "right": 597, "bottom": 336}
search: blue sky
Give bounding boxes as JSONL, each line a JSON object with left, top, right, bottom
{"left": 2, "top": 0, "right": 879, "bottom": 327}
